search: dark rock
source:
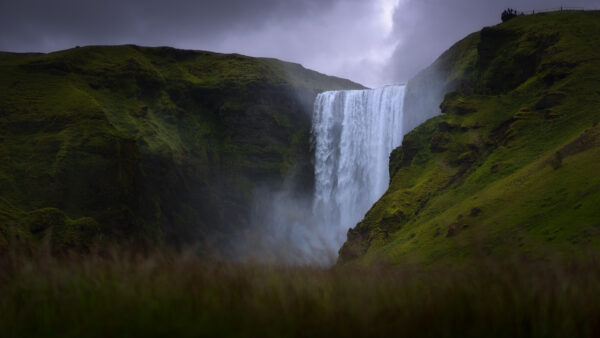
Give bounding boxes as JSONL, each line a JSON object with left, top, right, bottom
{"left": 470, "top": 207, "right": 482, "bottom": 217}
{"left": 534, "top": 92, "right": 566, "bottom": 110}
{"left": 446, "top": 222, "right": 461, "bottom": 237}
{"left": 437, "top": 121, "right": 454, "bottom": 132}
{"left": 430, "top": 132, "right": 450, "bottom": 153}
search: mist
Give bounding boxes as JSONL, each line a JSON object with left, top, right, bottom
{"left": 236, "top": 183, "right": 338, "bottom": 266}
{"left": 234, "top": 85, "right": 409, "bottom": 266}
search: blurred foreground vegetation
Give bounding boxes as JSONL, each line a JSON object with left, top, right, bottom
{"left": 1, "top": 248, "right": 599, "bottom": 337}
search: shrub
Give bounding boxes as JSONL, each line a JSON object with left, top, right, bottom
{"left": 501, "top": 8, "right": 518, "bottom": 22}
{"left": 550, "top": 151, "right": 563, "bottom": 169}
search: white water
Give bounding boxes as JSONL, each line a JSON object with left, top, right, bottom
{"left": 240, "top": 85, "right": 408, "bottom": 266}
{"left": 312, "top": 85, "right": 406, "bottom": 251}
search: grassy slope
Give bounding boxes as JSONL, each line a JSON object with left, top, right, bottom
{"left": 339, "top": 11, "right": 600, "bottom": 265}
{"left": 0, "top": 45, "right": 363, "bottom": 253}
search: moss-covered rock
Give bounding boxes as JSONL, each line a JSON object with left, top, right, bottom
{"left": 339, "top": 11, "right": 600, "bottom": 265}
{"left": 51, "top": 216, "right": 101, "bottom": 254}
{"left": 22, "top": 207, "right": 101, "bottom": 253}
{"left": 0, "top": 45, "right": 363, "bottom": 253}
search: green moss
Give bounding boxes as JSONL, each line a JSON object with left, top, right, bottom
{"left": 340, "top": 11, "right": 600, "bottom": 265}
{"left": 52, "top": 216, "right": 102, "bottom": 253}
{"left": 0, "top": 45, "right": 363, "bottom": 252}
{"left": 19, "top": 208, "right": 102, "bottom": 253}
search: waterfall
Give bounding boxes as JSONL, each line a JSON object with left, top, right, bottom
{"left": 312, "top": 85, "right": 406, "bottom": 249}
{"left": 238, "top": 85, "right": 407, "bottom": 266}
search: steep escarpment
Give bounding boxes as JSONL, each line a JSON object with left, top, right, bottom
{"left": 0, "top": 45, "right": 363, "bottom": 253}
{"left": 339, "top": 11, "right": 600, "bottom": 265}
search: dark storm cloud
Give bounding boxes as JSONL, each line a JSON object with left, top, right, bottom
{"left": 0, "top": 0, "right": 334, "bottom": 51}
{"left": 1, "top": 0, "right": 599, "bottom": 86}
{"left": 0, "top": 0, "right": 390, "bottom": 85}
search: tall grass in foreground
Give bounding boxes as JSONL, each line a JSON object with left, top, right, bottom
{"left": 1, "top": 249, "right": 599, "bottom": 337}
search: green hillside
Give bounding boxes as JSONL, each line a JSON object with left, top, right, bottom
{"left": 0, "top": 45, "right": 363, "bottom": 253}
{"left": 339, "top": 11, "right": 600, "bottom": 265}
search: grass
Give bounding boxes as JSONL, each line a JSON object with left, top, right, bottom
{"left": 1, "top": 250, "right": 600, "bottom": 337}
{"left": 340, "top": 11, "right": 600, "bottom": 265}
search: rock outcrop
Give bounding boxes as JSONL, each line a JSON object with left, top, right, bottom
{"left": 339, "top": 11, "right": 600, "bottom": 265}
{"left": 0, "top": 45, "right": 363, "bottom": 253}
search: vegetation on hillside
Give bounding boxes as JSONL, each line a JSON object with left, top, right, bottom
{"left": 0, "top": 45, "right": 363, "bottom": 254}
{"left": 502, "top": 8, "right": 519, "bottom": 22}
{"left": 339, "top": 11, "right": 600, "bottom": 265}
{"left": 1, "top": 250, "right": 600, "bottom": 338}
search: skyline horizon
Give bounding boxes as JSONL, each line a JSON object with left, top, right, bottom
{"left": 1, "top": 1, "right": 598, "bottom": 87}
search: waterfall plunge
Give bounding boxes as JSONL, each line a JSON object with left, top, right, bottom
{"left": 241, "top": 85, "right": 407, "bottom": 266}
{"left": 312, "top": 85, "right": 406, "bottom": 251}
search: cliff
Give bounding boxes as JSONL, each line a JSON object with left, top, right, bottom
{"left": 0, "top": 45, "right": 363, "bottom": 253}
{"left": 339, "top": 11, "right": 600, "bottom": 265}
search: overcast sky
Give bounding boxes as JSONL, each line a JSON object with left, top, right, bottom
{"left": 1, "top": 0, "right": 598, "bottom": 87}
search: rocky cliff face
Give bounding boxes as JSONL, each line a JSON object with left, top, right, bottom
{"left": 0, "top": 45, "right": 363, "bottom": 253}
{"left": 339, "top": 11, "right": 600, "bottom": 265}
